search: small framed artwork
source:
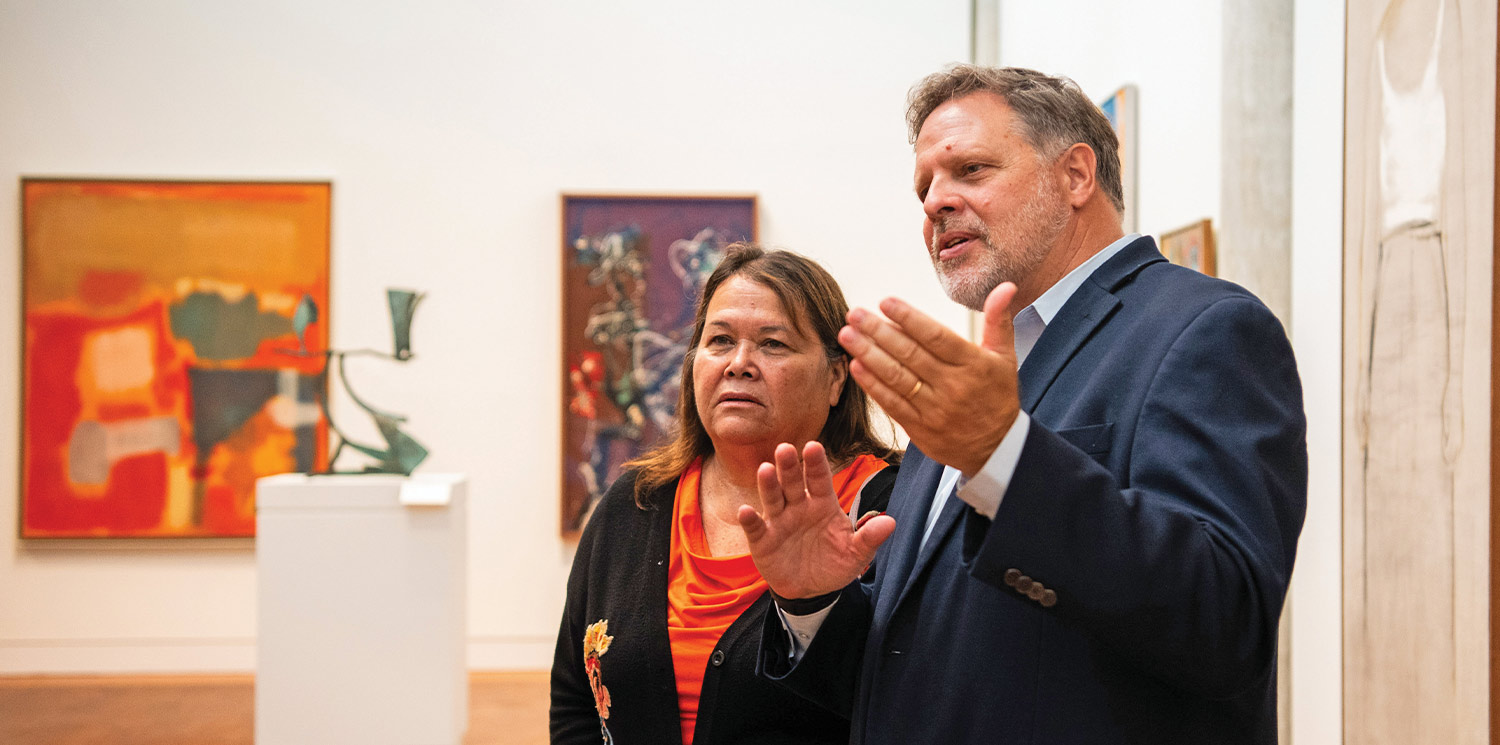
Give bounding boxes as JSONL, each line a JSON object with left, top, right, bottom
{"left": 560, "top": 194, "right": 757, "bottom": 536}
{"left": 1098, "top": 84, "right": 1139, "bottom": 234}
{"left": 20, "top": 178, "right": 331, "bottom": 539}
{"left": 1159, "top": 218, "right": 1217, "bottom": 276}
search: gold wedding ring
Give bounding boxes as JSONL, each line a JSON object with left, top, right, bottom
{"left": 908, "top": 379, "right": 924, "bottom": 398}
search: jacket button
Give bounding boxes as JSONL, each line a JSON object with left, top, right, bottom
{"left": 1027, "top": 584, "right": 1046, "bottom": 602}
{"left": 1040, "top": 589, "right": 1058, "bottom": 608}
{"left": 1015, "top": 576, "right": 1034, "bottom": 592}
{"left": 711, "top": 650, "right": 725, "bottom": 666}
{"left": 1004, "top": 568, "right": 1022, "bottom": 587}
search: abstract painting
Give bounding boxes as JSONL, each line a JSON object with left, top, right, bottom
{"left": 1158, "top": 218, "right": 1216, "bottom": 276}
{"left": 1098, "top": 85, "right": 1139, "bottom": 233}
{"left": 21, "top": 179, "right": 331, "bottom": 538}
{"left": 560, "top": 194, "right": 756, "bottom": 536}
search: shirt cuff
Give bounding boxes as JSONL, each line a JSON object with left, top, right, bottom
{"left": 775, "top": 598, "right": 837, "bottom": 664}
{"left": 955, "top": 410, "right": 1031, "bottom": 519}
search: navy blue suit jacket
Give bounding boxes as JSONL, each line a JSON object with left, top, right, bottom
{"left": 760, "top": 236, "right": 1307, "bottom": 744}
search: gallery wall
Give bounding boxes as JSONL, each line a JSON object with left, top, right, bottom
{"left": 0, "top": 13, "right": 1343, "bottom": 740}
{"left": 0, "top": 0, "right": 971, "bottom": 673}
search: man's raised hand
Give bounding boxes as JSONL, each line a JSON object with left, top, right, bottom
{"left": 837, "top": 282, "right": 1021, "bottom": 476}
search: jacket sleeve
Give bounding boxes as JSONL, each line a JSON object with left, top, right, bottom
{"left": 965, "top": 296, "right": 1307, "bottom": 699}
{"left": 550, "top": 499, "right": 606, "bottom": 745}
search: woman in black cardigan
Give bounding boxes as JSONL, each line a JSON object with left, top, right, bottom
{"left": 551, "top": 245, "right": 900, "bottom": 745}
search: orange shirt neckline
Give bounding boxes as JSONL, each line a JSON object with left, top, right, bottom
{"left": 666, "top": 454, "right": 887, "bottom": 745}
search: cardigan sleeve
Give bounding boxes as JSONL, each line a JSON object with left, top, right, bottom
{"left": 550, "top": 477, "right": 628, "bottom": 745}
{"left": 755, "top": 578, "right": 873, "bottom": 719}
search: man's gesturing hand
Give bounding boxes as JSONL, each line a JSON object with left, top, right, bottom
{"left": 737, "top": 441, "right": 897, "bottom": 600}
{"left": 838, "top": 282, "right": 1021, "bottom": 476}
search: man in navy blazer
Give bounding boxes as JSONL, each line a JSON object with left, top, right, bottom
{"left": 737, "top": 65, "right": 1307, "bottom": 744}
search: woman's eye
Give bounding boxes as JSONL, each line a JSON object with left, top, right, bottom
{"left": 762, "top": 339, "right": 788, "bottom": 350}
{"left": 706, "top": 335, "right": 732, "bottom": 347}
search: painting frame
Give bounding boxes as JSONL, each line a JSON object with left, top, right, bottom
{"left": 1158, "top": 218, "right": 1217, "bottom": 276}
{"left": 1098, "top": 84, "right": 1140, "bottom": 234}
{"left": 19, "top": 177, "right": 333, "bottom": 540}
{"left": 559, "top": 193, "right": 757, "bottom": 538}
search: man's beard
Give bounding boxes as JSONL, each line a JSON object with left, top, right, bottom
{"left": 930, "top": 179, "right": 1069, "bottom": 311}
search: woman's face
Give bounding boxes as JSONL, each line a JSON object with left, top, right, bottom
{"left": 692, "top": 276, "right": 846, "bottom": 454}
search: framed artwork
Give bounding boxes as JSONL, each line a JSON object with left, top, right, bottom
{"left": 1098, "top": 85, "right": 1139, "bottom": 233}
{"left": 20, "top": 179, "right": 332, "bottom": 539}
{"left": 560, "top": 194, "right": 757, "bottom": 536}
{"left": 1159, "top": 218, "right": 1217, "bottom": 276}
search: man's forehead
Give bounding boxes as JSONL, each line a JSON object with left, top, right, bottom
{"left": 916, "top": 91, "right": 1014, "bottom": 143}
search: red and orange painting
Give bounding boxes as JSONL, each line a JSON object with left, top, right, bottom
{"left": 20, "top": 179, "right": 331, "bottom": 538}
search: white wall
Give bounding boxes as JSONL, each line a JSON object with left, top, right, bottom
{"left": 998, "top": 2, "right": 1223, "bottom": 237}
{"left": 0, "top": 12, "right": 1346, "bottom": 744}
{"left": 997, "top": 2, "right": 1343, "bottom": 742}
{"left": 0, "top": 0, "right": 972, "bottom": 673}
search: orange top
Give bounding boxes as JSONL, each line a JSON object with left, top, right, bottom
{"left": 667, "top": 454, "right": 888, "bottom": 745}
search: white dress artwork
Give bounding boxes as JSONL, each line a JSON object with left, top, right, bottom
{"left": 1356, "top": 0, "right": 1465, "bottom": 740}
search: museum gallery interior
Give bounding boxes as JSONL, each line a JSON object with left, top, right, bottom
{"left": 1, "top": 1, "right": 1497, "bottom": 743}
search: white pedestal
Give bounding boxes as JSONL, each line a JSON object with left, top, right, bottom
{"left": 255, "top": 473, "right": 468, "bottom": 745}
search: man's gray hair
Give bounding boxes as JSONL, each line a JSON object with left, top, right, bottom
{"left": 906, "top": 64, "right": 1124, "bottom": 215}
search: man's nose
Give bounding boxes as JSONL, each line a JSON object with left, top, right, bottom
{"left": 923, "top": 181, "right": 960, "bottom": 221}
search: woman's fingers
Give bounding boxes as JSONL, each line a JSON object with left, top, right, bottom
{"left": 799, "top": 441, "right": 835, "bottom": 501}
{"left": 756, "top": 461, "right": 787, "bottom": 516}
{"left": 851, "top": 514, "right": 896, "bottom": 560}
{"left": 773, "top": 442, "right": 808, "bottom": 503}
{"left": 737, "top": 504, "right": 768, "bottom": 543}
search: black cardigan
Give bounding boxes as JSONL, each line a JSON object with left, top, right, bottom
{"left": 551, "top": 465, "right": 896, "bottom": 745}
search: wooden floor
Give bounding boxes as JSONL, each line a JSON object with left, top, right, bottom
{"left": 0, "top": 671, "right": 549, "bottom": 745}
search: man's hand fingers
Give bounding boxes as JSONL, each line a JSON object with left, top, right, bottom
{"left": 980, "top": 282, "right": 1019, "bottom": 355}
{"left": 877, "top": 297, "right": 983, "bottom": 365}
{"left": 848, "top": 359, "right": 921, "bottom": 427}
{"left": 839, "top": 323, "right": 927, "bottom": 407}
{"left": 846, "top": 306, "right": 938, "bottom": 373}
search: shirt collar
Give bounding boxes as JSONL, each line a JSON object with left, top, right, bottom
{"left": 1027, "top": 233, "right": 1139, "bottom": 326}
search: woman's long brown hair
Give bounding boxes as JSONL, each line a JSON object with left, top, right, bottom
{"left": 625, "top": 243, "right": 899, "bottom": 507}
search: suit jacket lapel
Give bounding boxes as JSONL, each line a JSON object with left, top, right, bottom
{"left": 874, "top": 449, "right": 945, "bottom": 617}
{"left": 1019, "top": 236, "right": 1164, "bottom": 411}
{"left": 892, "top": 484, "right": 965, "bottom": 610}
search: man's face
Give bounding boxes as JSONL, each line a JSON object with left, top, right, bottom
{"left": 913, "top": 91, "right": 1070, "bottom": 310}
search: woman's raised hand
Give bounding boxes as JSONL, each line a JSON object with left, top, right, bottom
{"left": 737, "top": 441, "right": 896, "bottom": 599}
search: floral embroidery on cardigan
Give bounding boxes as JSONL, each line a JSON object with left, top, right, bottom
{"left": 583, "top": 619, "right": 615, "bottom": 743}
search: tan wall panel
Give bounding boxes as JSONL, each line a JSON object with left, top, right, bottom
{"left": 1343, "top": 0, "right": 1497, "bottom": 743}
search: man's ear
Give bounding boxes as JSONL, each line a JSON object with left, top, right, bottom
{"left": 1057, "top": 143, "right": 1098, "bottom": 209}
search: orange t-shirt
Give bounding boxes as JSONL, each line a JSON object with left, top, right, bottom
{"left": 666, "top": 454, "right": 888, "bottom": 745}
